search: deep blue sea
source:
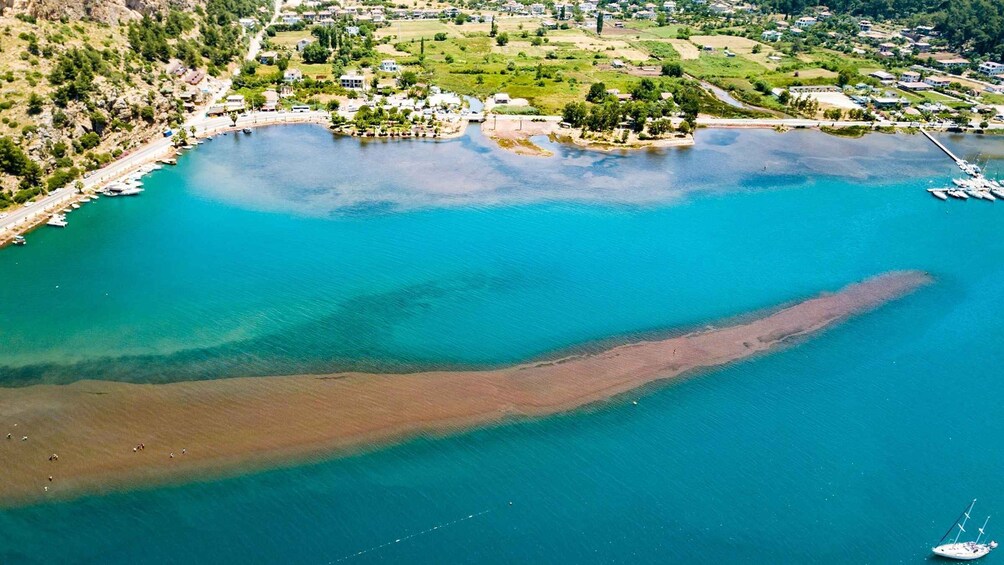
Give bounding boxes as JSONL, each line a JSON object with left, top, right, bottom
{"left": 1, "top": 126, "right": 1003, "bottom": 563}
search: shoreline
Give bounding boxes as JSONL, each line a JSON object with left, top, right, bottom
{"left": 0, "top": 270, "right": 930, "bottom": 507}
{"left": 0, "top": 111, "right": 979, "bottom": 247}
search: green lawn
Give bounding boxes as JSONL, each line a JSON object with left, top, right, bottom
{"left": 271, "top": 30, "right": 312, "bottom": 48}
{"left": 681, "top": 52, "right": 769, "bottom": 79}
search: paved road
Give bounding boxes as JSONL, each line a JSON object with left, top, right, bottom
{"left": 0, "top": 2, "right": 293, "bottom": 237}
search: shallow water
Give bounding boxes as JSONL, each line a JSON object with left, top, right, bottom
{"left": 2, "top": 127, "right": 1003, "bottom": 563}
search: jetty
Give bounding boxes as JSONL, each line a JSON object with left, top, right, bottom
{"left": 920, "top": 127, "right": 961, "bottom": 163}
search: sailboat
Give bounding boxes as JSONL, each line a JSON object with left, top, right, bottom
{"left": 932, "top": 499, "right": 998, "bottom": 560}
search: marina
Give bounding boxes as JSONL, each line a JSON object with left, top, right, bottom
{"left": 921, "top": 129, "right": 1002, "bottom": 202}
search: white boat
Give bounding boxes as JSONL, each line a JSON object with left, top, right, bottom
{"left": 932, "top": 499, "right": 997, "bottom": 561}
{"left": 977, "top": 191, "right": 995, "bottom": 201}
{"left": 947, "top": 190, "right": 969, "bottom": 200}
{"left": 990, "top": 188, "right": 1004, "bottom": 200}
{"left": 46, "top": 214, "right": 67, "bottom": 227}
{"left": 71, "top": 203, "right": 81, "bottom": 209}
{"left": 930, "top": 189, "right": 949, "bottom": 201}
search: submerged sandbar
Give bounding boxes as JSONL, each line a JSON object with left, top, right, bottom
{"left": 0, "top": 271, "right": 930, "bottom": 506}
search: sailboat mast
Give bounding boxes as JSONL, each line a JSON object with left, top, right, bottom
{"left": 976, "top": 516, "right": 991, "bottom": 545}
{"left": 954, "top": 500, "right": 976, "bottom": 544}
{"left": 941, "top": 500, "right": 977, "bottom": 545}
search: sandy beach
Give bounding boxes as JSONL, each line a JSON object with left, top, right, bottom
{"left": 481, "top": 116, "right": 695, "bottom": 156}
{"left": 0, "top": 271, "right": 929, "bottom": 507}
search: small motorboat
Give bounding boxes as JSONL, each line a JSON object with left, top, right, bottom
{"left": 13, "top": 235, "right": 26, "bottom": 245}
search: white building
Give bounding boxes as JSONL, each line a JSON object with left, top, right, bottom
{"left": 794, "top": 16, "right": 817, "bottom": 28}
{"left": 761, "top": 30, "right": 782, "bottom": 42}
{"left": 284, "top": 68, "right": 303, "bottom": 83}
{"left": 340, "top": 74, "right": 365, "bottom": 89}
{"left": 978, "top": 61, "right": 1004, "bottom": 77}
{"left": 224, "top": 94, "right": 246, "bottom": 111}
{"left": 379, "top": 59, "right": 400, "bottom": 72}
{"left": 238, "top": 18, "right": 257, "bottom": 29}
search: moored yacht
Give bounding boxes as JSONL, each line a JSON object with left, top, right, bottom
{"left": 932, "top": 500, "right": 997, "bottom": 561}
{"left": 930, "top": 189, "right": 949, "bottom": 201}
{"left": 46, "top": 214, "right": 67, "bottom": 227}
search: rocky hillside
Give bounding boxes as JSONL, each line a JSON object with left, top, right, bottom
{"left": 0, "top": 0, "right": 270, "bottom": 208}
{"left": 1, "top": 0, "right": 200, "bottom": 25}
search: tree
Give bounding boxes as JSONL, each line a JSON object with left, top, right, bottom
{"left": 837, "top": 68, "right": 855, "bottom": 87}
{"left": 434, "top": 32, "right": 448, "bottom": 41}
{"left": 677, "top": 120, "right": 691, "bottom": 134}
{"left": 140, "top": 105, "right": 156, "bottom": 123}
{"left": 301, "top": 42, "right": 330, "bottom": 64}
{"left": 0, "top": 136, "right": 32, "bottom": 176}
{"left": 559, "top": 6, "right": 566, "bottom": 20}
{"left": 586, "top": 82, "right": 608, "bottom": 103}
{"left": 496, "top": 32, "right": 509, "bottom": 46}
{"left": 74, "top": 180, "right": 84, "bottom": 193}
{"left": 490, "top": 19, "right": 498, "bottom": 37}
{"left": 399, "top": 70, "right": 419, "bottom": 87}
{"left": 656, "top": 12, "right": 667, "bottom": 26}
{"left": 27, "top": 93, "right": 44, "bottom": 115}
{"left": 277, "top": 54, "right": 290, "bottom": 72}
{"left": 596, "top": 12, "right": 604, "bottom": 35}
{"left": 228, "top": 111, "right": 240, "bottom": 127}
{"left": 824, "top": 108, "right": 843, "bottom": 120}
{"left": 661, "top": 62, "right": 683, "bottom": 77}
{"left": 562, "top": 102, "right": 588, "bottom": 127}
{"left": 78, "top": 132, "right": 100, "bottom": 150}
{"left": 420, "top": 37, "right": 425, "bottom": 55}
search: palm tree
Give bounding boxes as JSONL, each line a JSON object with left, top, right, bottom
{"left": 229, "top": 111, "right": 240, "bottom": 127}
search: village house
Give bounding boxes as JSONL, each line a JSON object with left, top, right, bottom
{"left": 379, "top": 59, "right": 400, "bottom": 72}
{"left": 794, "top": 16, "right": 817, "bottom": 28}
{"left": 262, "top": 90, "right": 280, "bottom": 111}
{"left": 900, "top": 70, "right": 921, "bottom": 82}
{"left": 239, "top": 17, "right": 257, "bottom": 29}
{"left": 284, "top": 68, "right": 303, "bottom": 83}
{"left": 224, "top": 94, "right": 246, "bottom": 111}
{"left": 296, "top": 39, "right": 313, "bottom": 52}
{"left": 281, "top": 12, "right": 301, "bottom": 25}
{"left": 259, "top": 51, "right": 279, "bottom": 65}
{"left": 340, "top": 73, "right": 365, "bottom": 89}
{"left": 979, "top": 61, "right": 1004, "bottom": 77}
{"left": 761, "top": 30, "right": 782, "bottom": 42}
{"left": 935, "top": 56, "right": 970, "bottom": 71}
{"left": 897, "top": 80, "right": 930, "bottom": 91}
{"left": 869, "top": 70, "right": 895, "bottom": 83}
{"left": 924, "top": 76, "right": 952, "bottom": 88}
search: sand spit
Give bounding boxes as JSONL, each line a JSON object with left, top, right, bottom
{"left": 0, "top": 271, "right": 930, "bottom": 506}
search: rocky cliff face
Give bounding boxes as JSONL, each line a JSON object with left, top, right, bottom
{"left": 1, "top": 0, "right": 200, "bottom": 24}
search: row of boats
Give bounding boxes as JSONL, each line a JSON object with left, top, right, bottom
{"left": 45, "top": 192, "right": 102, "bottom": 228}
{"left": 929, "top": 158, "right": 1002, "bottom": 202}
{"left": 44, "top": 162, "right": 171, "bottom": 230}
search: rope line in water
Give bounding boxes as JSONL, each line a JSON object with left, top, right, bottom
{"left": 332, "top": 508, "right": 493, "bottom": 563}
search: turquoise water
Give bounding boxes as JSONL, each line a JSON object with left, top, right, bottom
{"left": 2, "top": 127, "right": 1003, "bottom": 563}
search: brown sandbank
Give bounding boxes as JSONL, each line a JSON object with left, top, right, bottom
{"left": 0, "top": 271, "right": 930, "bottom": 506}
